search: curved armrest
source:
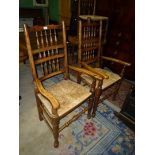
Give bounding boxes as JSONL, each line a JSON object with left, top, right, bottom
{"left": 69, "top": 65, "right": 102, "bottom": 80}
{"left": 35, "top": 79, "right": 60, "bottom": 110}
{"left": 81, "top": 62, "right": 109, "bottom": 79}
{"left": 101, "top": 56, "right": 131, "bottom": 66}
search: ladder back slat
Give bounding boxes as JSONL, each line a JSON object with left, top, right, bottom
{"left": 24, "top": 21, "right": 68, "bottom": 80}
{"left": 39, "top": 70, "right": 65, "bottom": 81}
{"left": 32, "top": 44, "right": 64, "bottom": 55}
{"left": 34, "top": 53, "right": 65, "bottom": 65}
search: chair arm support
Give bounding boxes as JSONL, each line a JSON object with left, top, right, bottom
{"left": 81, "top": 62, "right": 109, "bottom": 79}
{"left": 68, "top": 65, "right": 102, "bottom": 81}
{"left": 34, "top": 79, "right": 60, "bottom": 110}
{"left": 101, "top": 56, "right": 131, "bottom": 66}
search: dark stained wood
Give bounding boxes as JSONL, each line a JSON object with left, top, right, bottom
{"left": 114, "top": 85, "right": 135, "bottom": 131}
{"left": 19, "top": 8, "right": 43, "bottom": 18}
{"left": 96, "top": 0, "right": 135, "bottom": 80}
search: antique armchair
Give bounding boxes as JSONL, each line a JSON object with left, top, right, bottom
{"left": 77, "top": 19, "right": 131, "bottom": 117}
{"left": 23, "top": 21, "right": 102, "bottom": 148}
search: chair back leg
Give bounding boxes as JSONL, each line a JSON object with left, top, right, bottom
{"left": 112, "top": 80, "right": 122, "bottom": 100}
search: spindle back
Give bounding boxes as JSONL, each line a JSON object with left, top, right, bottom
{"left": 24, "top": 21, "right": 68, "bottom": 81}
{"left": 78, "top": 19, "right": 102, "bottom": 67}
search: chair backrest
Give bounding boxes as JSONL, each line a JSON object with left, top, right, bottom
{"left": 24, "top": 21, "right": 68, "bottom": 81}
{"left": 78, "top": 19, "right": 102, "bottom": 67}
{"left": 78, "top": 0, "right": 96, "bottom": 16}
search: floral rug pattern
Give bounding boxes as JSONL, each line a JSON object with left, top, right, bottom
{"left": 51, "top": 103, "right": 135, "bottom": 155}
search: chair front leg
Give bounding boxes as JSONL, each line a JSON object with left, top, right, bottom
{"left": 92, "top": 80, "right": 103, "bottom": 117}
{"left": 35, "top": 93, "right": 43, "bottom": 121}
{"left": 87, "top": 78, "right": 96, "bottom": 119}
{"left": 87, "top": 94, "right": 94, "bottom": 119}
{"left": 52, "top": 117, "right": 60, "bottom": 148}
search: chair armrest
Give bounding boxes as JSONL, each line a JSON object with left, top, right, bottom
{"left": 68, "top": 65, "right": 102, "bottom": 81}
{"left": 34, "top": 79, "right": 60, "bottom": 110}
{"left": 101, "top": 56, "right": 131, "bottom": 66}
{"left": 81, "top": 62, "right": 109, "bottom": 79}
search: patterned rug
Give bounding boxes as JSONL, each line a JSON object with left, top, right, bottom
{"left": 50, "top": 103, "right": 135, "bottom": 155}
{"left": 19, "top": 64, "right": 135, "bottom": 155}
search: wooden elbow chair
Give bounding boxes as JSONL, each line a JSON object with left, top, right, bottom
{"left": 23, "top": 21, "right": 102, "bottom": 148}
{"left": 77, "top": 19, "right": 131, "bottom": 117}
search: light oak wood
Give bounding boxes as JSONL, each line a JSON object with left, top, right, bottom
{"left": 101, "top": 56, "right": 131, "bottom": 66}
{"left": 24, "top": 21, "right": 100, "bottom": 148}
{"left": 81, "top": 62, "right": 109, "bottom": 79}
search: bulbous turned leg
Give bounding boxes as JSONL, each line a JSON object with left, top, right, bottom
{"left": 87, "top": 94, "right": 94, "bottom": 119}
{"left": 92, "top": 87, "right": 102, "bottom": 118}
{"left": 87, "top": 79, "right": 96, "bottom": 119}
{"left": 53, "top": 118, "right": 60, "bottom": 148}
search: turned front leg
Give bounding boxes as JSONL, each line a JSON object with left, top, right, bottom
{"left": 92, "top": 80, "right": 103, "bottom": 117}
{"left": 35, "top": 93, "right": 43, "bottom": 121}
{"left": 87, "top": 78, "right": 96, "bottom": 119}
{"left": 87, "top": 95, "right": 94, "bottom": 119}
{"left": 52, "top": 117, "right": 60, "bottom": 148}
